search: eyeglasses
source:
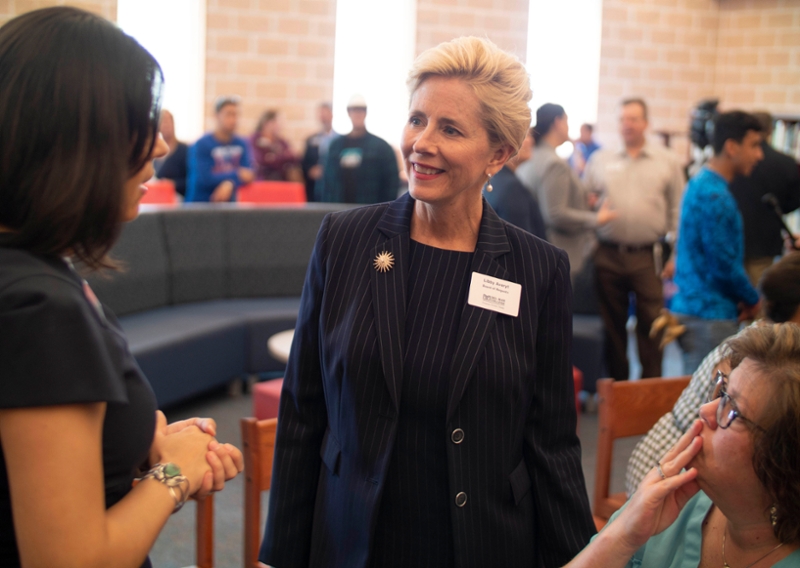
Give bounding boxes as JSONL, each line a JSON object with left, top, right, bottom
{"left": 707, "top": 370, "right": 765, "bottom": 432}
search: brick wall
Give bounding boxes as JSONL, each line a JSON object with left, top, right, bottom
{"left": 4, "top": 0, "right": 799, "bottom": 157}
{"left": 595, "top": 0, "right": 719, "bottom": 157}
{"left": 416, "top": 0, "right": 528, "bottom": 61}
{"left": 205, "top": 0, "right": 529, "bottom": 152}
{"left": 0, "top": 0, "right": 116, "bottom": 26}
{"left": 595, "top": 0, "right": 800, "bottom": 157}
{"left": 204, "top": 0, "right": 337, "bottom": 154}
{"left": 715, "top": 0, "right": 800, "bottom": 116}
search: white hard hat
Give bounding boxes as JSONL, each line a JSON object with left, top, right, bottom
{"left": 347, "top": 93, "right": 367, "bottom": 109}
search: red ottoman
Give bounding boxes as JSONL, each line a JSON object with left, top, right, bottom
{"left": 573, "top": 366, "right": 583, "bottom": 429}
{"left": 253, "top": 378, "right": 283, "bottom": 420}
{"left": 573, "top": 366, "right": 583, "bottom": 412}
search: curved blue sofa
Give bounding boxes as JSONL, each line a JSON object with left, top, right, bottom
{"left": 86, "top": 203, "right": 349, "bottom": 407}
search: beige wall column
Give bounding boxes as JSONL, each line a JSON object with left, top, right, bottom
{"left": 204, "top": 0, "right": 337, "bottom": 151}
{"left": 714, "top": 0, "right": 800, "bottom": 115}
{"left": 415, "top": 0, "right": 529, "bottom": 61}
{"left": 595, "top": 0, "right": 719, "bottom": 156}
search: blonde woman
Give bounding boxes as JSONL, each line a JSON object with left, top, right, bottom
{"left": 261, "top": 37, "right": 594, "bottom": 568}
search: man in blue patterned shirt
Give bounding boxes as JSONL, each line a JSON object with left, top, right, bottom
{"left": 672, "top": 111, "right": 764, "bottom": 374}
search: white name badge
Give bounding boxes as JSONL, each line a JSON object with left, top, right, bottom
{"left": 467, "top": 272, "right": 522, "bottom": 317}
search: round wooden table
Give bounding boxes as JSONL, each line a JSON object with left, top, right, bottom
{"left": 267, "top": 329, "right": 295, "bottom": 364}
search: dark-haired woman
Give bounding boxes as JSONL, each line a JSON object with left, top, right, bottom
{"left": 516, "top": 103, "right": 615, "bottom": 281}
{"left": 566, "top": 323, "right": 800, "bottom": 567}
{"left": 250, "top": 109, "right": 300, "bottom": 181}
{"left": 0, "top": 8, "right": 242, "bottom": 568}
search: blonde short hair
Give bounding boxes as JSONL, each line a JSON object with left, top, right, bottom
{"left": 407, "top": 37, "right": 532, "bottom": 154}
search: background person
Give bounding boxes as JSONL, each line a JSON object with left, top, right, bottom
{"left": 569, "top": 123, "right": 601, "bottom": 177}
{"left": 516, "top": 103, "right": 615, "bottom": 281}
{"left": 483, "top": 127, "right": 547, "bottom": 239}
{"left": 584, "top": 98, "right": 685, "bottom": 381}
{"left": 154, "top": 109, "right": 188, "bottom": 197}
{"left": 672, "top": 111, "right": 764, "bottom": 375}
{"left": 249, "top": 109, "right": 300, "bottom": 182}
{"left": 301, "top": 101, "right": 338, "bottom": 202}
{"left": 186, "top": 95, "right": 254, "bottom": 202}
{"left": 729, "top": 111, "right": 800, "bottom": 286}
{"left": 261, "top": 37, "right": 595, "bottom": 568}
{"left": 0, "top": 8, "right": 242, "bottom": 568}
{"left": 318, "top": 94, "right": 399, "bottom": 204}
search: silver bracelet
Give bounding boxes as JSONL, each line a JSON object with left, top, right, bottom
{"left": 136, "top": 463, "right": 190, "bottom": 514}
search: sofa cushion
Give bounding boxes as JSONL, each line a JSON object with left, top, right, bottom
{"left": 120, "top": 303, "right": 247, "bottom": 407}
{"left": 225, "top": 207, "right": 333, "bottom": 298}
{"left": 87, "top": 213, "right": 170, "bottom": 316}
{"left": 182, "top": 298, "right": 302, "bottom": 373}
{"left": 119, "top": 298, "right": 302, "bottom": 406}
{"left": 161, "top": 207, "right": 227, "bottom": 304}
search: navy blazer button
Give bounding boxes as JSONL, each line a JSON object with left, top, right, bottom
{"left": 451, "top": 428, "right": 464, "bottom": 444}
{"left": 455, "top": 492, "right": 467, "bottom": 507}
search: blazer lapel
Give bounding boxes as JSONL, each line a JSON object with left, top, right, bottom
{"left": 370, "top": 194, "right": 414, "bottom": 412}
{"left": 446, "top": 200, "right": 512, "bottom": 421}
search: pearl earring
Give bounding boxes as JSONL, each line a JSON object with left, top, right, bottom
{"left": 486, "top": 173, "right": 493, "bottom": 192}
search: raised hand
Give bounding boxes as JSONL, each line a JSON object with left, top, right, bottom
{"left": 609, "top": 419, "right": 703, "bottom": 551}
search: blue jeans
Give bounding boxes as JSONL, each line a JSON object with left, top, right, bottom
{"left": 675, "top": 314, "right": 739, "bottom": 375}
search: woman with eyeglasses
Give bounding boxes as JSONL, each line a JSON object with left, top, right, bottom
{"left": 626, "top": 251, "right": 800, "bottom": 495}
{"left": 565, "top": 322, "right": 800, "bottom": 567}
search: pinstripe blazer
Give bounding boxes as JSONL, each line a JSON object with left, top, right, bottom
{"left": 260, "top": 192, "right": 595, "bottom": 568}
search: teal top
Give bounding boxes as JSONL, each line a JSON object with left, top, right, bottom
{"left": 595, "top": 492, "right": 800, "bottom": 567}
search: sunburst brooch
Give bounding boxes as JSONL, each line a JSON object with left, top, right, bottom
{"left": 373, "top": 251, "right": 395, "bottom": 273}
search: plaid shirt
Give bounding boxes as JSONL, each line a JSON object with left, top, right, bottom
{"left": 624, "top": 340, "right": 733, "bottom": 496}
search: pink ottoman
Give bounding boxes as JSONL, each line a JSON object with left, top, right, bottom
{"left": 573, "top": 366, "right": 583, "bottom": 430}
{"left": 253, "top": 378, "right": 283, "bottom": 420}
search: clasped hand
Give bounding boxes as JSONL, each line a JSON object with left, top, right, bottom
{"left": 149, "top": 410, "right": 244, "bottom": 500}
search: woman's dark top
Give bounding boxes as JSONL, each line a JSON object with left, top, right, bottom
{"left": 369, "top": 240, "right": 474, "bottom": 567}
{"left": 0, "top": 236, "right": 157, "bottom": 568}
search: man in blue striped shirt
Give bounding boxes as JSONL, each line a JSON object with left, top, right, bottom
{"left": 672, "top": 111, "right": 764, "bottom": 374}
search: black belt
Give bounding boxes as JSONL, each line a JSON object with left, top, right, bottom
{"left": 599, "top": 241, "right": 655, "bottom": 254}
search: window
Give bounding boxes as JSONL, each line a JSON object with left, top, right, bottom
{"left": 117, "top": 0, "right": 207, "bottom": 142}
{"left": 527, "top": 0, "right": 602, "bottom": 145}
{"left": 331, "top": 0, "right": 417, "bottom": 148}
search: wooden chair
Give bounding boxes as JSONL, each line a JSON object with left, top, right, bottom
{"left": 241, "top": 417, "right": 278, "bottom": 568}
{"left": 237, "top": 181, "right": 306, "bottom": 204}
{"left": 196, "top": 495, "right": 214, "bottom": 568}
{"left": 592, "top": 375, "right": 691, "bottom": 528}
